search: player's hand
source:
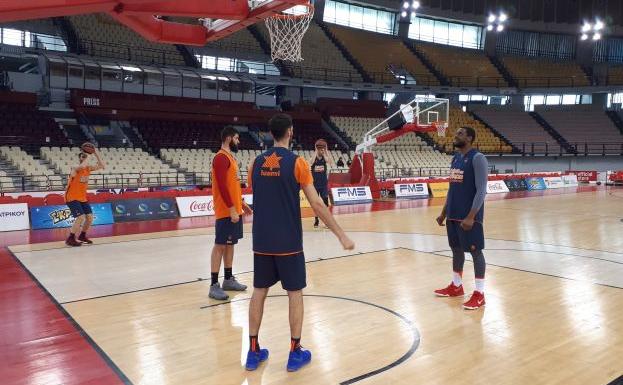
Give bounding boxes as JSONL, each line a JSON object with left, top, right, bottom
{"left": 460, "top": 217, "right": 474, "bottom": 231}
{"left": 339, "top": 234, "right": 355, "bottom": 250}
{"left": 242, "top": 202, "right": 253, "bottom": 216}
{"left": 436, "top": 214, "right": 446, "bottom": 226}
{"left": 230, "top": 207, "right": 240, "bottom": 223}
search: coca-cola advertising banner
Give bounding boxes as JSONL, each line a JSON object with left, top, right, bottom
{"left": 176, "top": 196, "right": 215, "bottom": 218}
{"left": 565, "top": 171, "right": 597, "bottom": 183}
{"left": 176, "top": 195, "right": 254, "bottom": 218}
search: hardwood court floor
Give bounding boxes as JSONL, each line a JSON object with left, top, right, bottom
{"left": 8, "top": 187, "right": 623, "bottom": 385}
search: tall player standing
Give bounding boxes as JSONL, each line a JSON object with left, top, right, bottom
{"left": 434, "top": 126, "right": 488, "bottom": 310}
{"left": 208, "top": 126, "right": 253, "bottom": 301}
{"left": 308, "top": 139, "right": 333, "bottom": 228}
{"left": 64, "top": 144, "right": 105, "bottom": 247}
{"left": 245, "top": 113, "right": 355, "bottom": 372}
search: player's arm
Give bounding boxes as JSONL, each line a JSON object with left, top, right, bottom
{"left": 242, "top": 159, "right": 255, "bottom": 215}
{"left": 324, "top": 149, "right": 335, "bottom": 168}
{"left": 461, "top": 153, "right": 488, "bottom": 230}
{"left": 89, "top": 149, "right": 106, "bottom": 172}
{"left": 436, "top": 198, "right": 448, "bottom": 226}
{"left": 213, "top": 153, "right": 238, "bottom": 222}
{"left": 296, "top": 158, "right": 354, "bottom": 250}
{"left": 75, "top": 154, "right": 91, "bottom": 172}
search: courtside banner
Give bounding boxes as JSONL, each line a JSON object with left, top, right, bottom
{"left": 30, "top": 204, "right": 113, "bottom": 229}
{"left": 504, "top": 178, "right": 528, "bottom": 192}
{"left": 525, "top": 177, "right": 547, "bottom": 191}
{"left": 543, "top": 176, "right": 564, "bottom": 189}
{"left": 566, "top": 171, "right": 597, "bottom": 183}
{"left": 0, "top": 203, "right": 29, "bottom": 232}
{"left": 486, "top": 180, "right": 510, "bottom": 194}
{"left": 562, "top": 175, "right": 579, "bottom": 186}
{"left": 395, "top": 183, "right": 429, "bottom": 199}
{"left": 112, "top": 198, "right": 178, "bottom": 222}
{"left": 176, "top": 196, "right": 214, "bottom": 218}
{"left": 331, "top": 186, "right": 373, "bottom": 205}
{"left": 429, "top": 182, "right": 450, "bottom": 198}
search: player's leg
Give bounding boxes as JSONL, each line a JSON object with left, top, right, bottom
{"left": 66, "top": 201, "right": 85, "bottom": 247}
{"left": 313, "top": 186, "right": 321, "bottom": 227}
{"left": 222, "top": 218, "right": 247, "bottom": 291}
{"left": 462, "top": 223, "right": 486, "bottom": 310}
{"left": 78, "top": 203, "right": 94, "bottom": 244}
{"left": 209, "top": 218, "right": 229, "bottom": 300}
{"left": 278, "top": 253, "right": 311, "bottom": 372}
{"left": 246, "top": 254, "right": 277, "bottom": 371}
{"left": 434, "top": 220, "right": 465, "bottom": 297}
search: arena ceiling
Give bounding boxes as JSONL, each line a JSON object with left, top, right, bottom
{"left": 420, "top": 0, "right": 623, "bottom": 27}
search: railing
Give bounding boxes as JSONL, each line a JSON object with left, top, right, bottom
{"left": 330, "top": 167, "right": 451, "bottom": 180}
{"left": 512, "top": 142, "right": 623, "bottom": 155}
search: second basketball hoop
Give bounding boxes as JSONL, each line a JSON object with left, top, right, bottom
{"left": 265, "top": 3, "right": 314, "bottom": 62}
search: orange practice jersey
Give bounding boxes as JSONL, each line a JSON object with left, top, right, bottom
{"left": 65, "top": 168, "right": 91, "bottom": 203}
{"left": 211, "top": 150, "right": 243, "bottom": 220}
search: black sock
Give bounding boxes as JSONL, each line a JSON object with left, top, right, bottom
{"left": 224, "top": 267, "right": 233, "bottom": 280}
{"left": 79, "top": 231, "right": 86, "bottom": 238}
{"left": 211, "top": 272, "right": 219, "bottom": 286}
{"left": 290, "top": 337, "right": 301, "bottom": 352}
{"left": 249, "top": 335, "right": 260, "bottom": 352}
{"left": 68, "top": 233, "right": 75, "bottom": 239}
{"left": 314, "top": 217, "right": 319, "bottom": 225}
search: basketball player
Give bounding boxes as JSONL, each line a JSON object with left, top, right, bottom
{"left": 64, "top": 148, "right": 105, "bottom": 247}
{"left": 245, "top": 113, "right": 355, "bottom": 372}
{"left": 308, "top": 140, "right": 333, "bottom": 228}
{"left": 209, "top": 126, "right": 253, "bottom": 301}
{"left": 434, "top": 126, "right": 488, "bottom": 310}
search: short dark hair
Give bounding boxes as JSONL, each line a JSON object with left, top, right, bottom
{"left": 268, "top": 113, "right": 293, "bottom": 141}
{"left": 220, "top": 125, "right": 239, "bottom": 143}
{"left": 78, "top": 152, "right": 88, "bottom": 160}
{"left": 462, "top": 126, "right": 476, "bottom": 143}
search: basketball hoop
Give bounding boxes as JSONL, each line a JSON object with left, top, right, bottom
{"left": 432, "top": 121, "right": 448, "bottom": 137}
{"left": 265, "top": 3, "right": 314, "bottom": 62}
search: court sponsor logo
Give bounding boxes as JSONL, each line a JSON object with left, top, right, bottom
{"left": 176, "top": 196, "right": 215, "bottom": 217}
{"left": 562, "top": 174, "right": 579, "bottom": 186}
{"left": 525, "top": 177, "right": 547, "bottom": 191}
{"left": 486, "top": 180, "right": 510, "bottom": 194}
{"left": 331, "top": 186, "right": 373, "bottom": 205}
{"left": 30, "top": 204, "right": 114, "bottom": 229}
{"left": 395, "top": 183, "right": 429, "bottom": 199}
{"left": 0, "top": 203, "right": 30, "bottom": 232}
{"left": 543, "top": 176, "right": 564, "bottom": 189}
{"left": 112, "top": 198, "right": 178, "bottom": 222}
{"left": 566, "top": 170, "right": 597, "bottom": 183}
{"left": 504, "top": 178, "right": 528, "bottom": 192}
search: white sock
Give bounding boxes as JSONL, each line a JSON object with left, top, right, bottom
{"left": 475, "top": 279, "right": 485, "bottom": 293}
{"left": 452, "top": 272, "right": 463, "bottom": 286}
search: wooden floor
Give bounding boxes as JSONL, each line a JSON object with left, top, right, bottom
{"left": 8, "top": 187, "right": 623, "bottom": 385}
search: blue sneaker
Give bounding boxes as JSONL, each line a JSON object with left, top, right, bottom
{"left": 245, "top": 349, "right": 269, "bottom": 371}
{"left": 286, "top": 347, "right": 312, "bottom": 372}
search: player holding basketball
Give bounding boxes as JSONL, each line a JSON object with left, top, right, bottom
{"left": 434, "top": 126, "right": 488, "bottom": 310}
{"left": 245, "top": 113, "right": 355, "bottom": 372}
{"left": 308, "top": 139, "right": 333, "bottom": 228}
{"left": 209, "top": 126, "right": 253, "bottom": 301}
{"left": 64, "top": 145, "right": 105, "bottom": 247}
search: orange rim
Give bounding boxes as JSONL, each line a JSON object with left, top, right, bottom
{"left": 269, "top": 3, "right": 314, "bottom": 19}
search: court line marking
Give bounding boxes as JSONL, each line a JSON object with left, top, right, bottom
{"left": 201, "top": 294, "right": 420, "bottom": 385}
{"left": 4, "top": 247, "right": 134, "bottom": 385}
{"left": 412, "top": 249, "right": 623, "bottom": 290}
{"left": 59, "top": 248, "right": 395, "bottom": 305}
{"left": 430, "top": 247, "right": 623, "bottom": 265}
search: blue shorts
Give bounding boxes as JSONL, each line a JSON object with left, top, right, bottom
{"left": 253, "top": 252, "right": 306, "bottom": 291}
{"left": 66, "top": 200, "right": 92, "bottom": 218}
{"left": 446, "top": 220, "right": 485, "bottom": 252}
{"left": 215, "top": 217, "right": 243, "bottom": 245}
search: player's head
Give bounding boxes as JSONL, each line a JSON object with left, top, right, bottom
{"left": 78, "top": 152, "right": 88, "bottom": 162}
{"left": 221, "top": 125, "right": 240, "bottom": 153}
{"left": 315, "top": 139, "right": 327, "bottom": 156}
{"left": 454, "top": 126, "right": 476, "bottom": 149}
{"left": 269, "top": 113, "right": 293, "bottom": 145}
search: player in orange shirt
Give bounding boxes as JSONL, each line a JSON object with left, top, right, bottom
{"left": 209, "top": 126, "right": 253, "bottom": 300}
{"left": 64, "top": 149, "right": 105, "bottom": 247}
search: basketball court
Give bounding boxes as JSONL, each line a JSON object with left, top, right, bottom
{"left": 4, "top": 186, "right": 622, "bottom": 385}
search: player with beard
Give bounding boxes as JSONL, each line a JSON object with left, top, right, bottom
{"left": 208, "top": 126, "right": 253, "bottom": 301}
{"left": 434, "top": 126, "right": 489, "bottom": 310}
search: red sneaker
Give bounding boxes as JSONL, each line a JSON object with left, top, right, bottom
{"left": 463, "top": 291, "right": 485, "bottom": 310}
{"left": 65, "top": 237, "right": 82, "bottom": 247}
{"left": 78, "top": 234, "right": 93, "bottom": 244}
{"left": 434, "top": 282, "right": 464, "bottom": 297}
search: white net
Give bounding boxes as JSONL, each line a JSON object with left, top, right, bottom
{"left": 265, "top": 4, "right": 314, "bottom": 62}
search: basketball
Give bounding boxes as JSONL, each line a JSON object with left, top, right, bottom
{"left": 81, "top": 142, "right": 96, "bottom": 154}
{"left": 315, "top": 139, "right": 328, "bottom": 150}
